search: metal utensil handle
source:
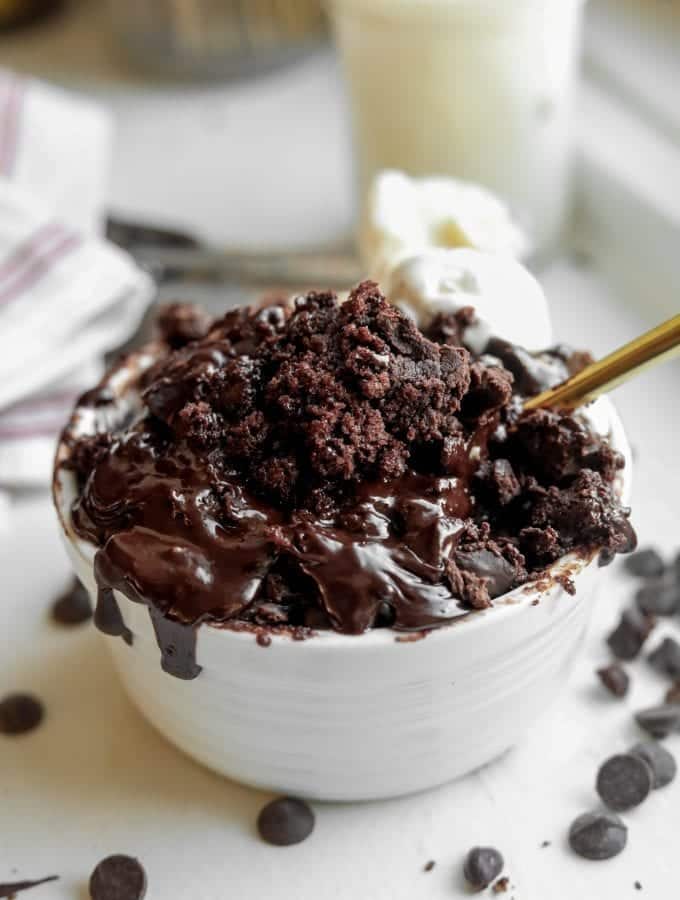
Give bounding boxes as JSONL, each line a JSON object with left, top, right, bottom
{"left": 524, "top": 312, "right": 680, "bottom": 411}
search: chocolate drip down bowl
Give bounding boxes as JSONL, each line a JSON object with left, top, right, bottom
{"left": 53, "top": 286, "right": 633, "bottom": 801}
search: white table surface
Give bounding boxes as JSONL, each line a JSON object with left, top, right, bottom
{"left": 2, "top": 4, "right": 680, "bottom": 898}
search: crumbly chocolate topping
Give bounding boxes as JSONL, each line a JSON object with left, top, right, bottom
{"left": 62, "top": 282, "right": 635, "bottom": 678}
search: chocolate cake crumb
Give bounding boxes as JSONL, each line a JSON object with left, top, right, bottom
{"left": 597, "top": 663, "right": 630, "bottom": 698}
{"left": 63, "top": 284, "right": 636, "bottom": 653}
{"left": 492, "top": 877, "right": 510, "bottom": 894}
{"left": 156, "top": 301, "right": 212, "bottom": 348}
{"left": 423, "top": 860, "right": 436, "bottom": 873}
{"left": 665, "top": 681, "right": 680, "bottom": 704}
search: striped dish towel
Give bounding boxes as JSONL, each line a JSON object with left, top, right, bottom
{"left": 0, "top": 71, "right": 155, "bottom": 508}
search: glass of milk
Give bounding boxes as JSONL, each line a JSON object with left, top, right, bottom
{"left": 329, "top": 0, "right": 588, "bottom": 258}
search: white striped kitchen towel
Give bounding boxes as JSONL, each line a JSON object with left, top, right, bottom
{"left": 0, "top": 70, "right": 155, "bottom": 503}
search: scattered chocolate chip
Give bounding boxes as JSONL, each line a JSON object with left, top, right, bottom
{"left": 568, "top": 811, "right": 627, "bottom": 860}
{"left": 665, "top": 681, "right": 680, "bottom": 704}
{"left": 607, "top": 609, "right": 655, "bottom": 661}
{"left": 635, "top": 704, "right": 680, "bottom": 739}
{"left": 596, "top": 754, "right": 653, "bottom": 811}
{"left": 89, "top": 855, "right": 147, "bottom": 900}
{"left": 624, "top": 548, "right": 665, "bottom": 578}
{"left": 648, "top": 637, "right": 680, "bottom": 679}
{"left": 0, "top": 876, "right": 58, "bottom": 898}
{"left": 492, "top": 876, "right": 510, "bottom": 894}
{"left": 540, "top": 840, "right": 551, "bottom": 848}
{"left": 51, "top": 578, "right": 92, "bottom": 625}
{"left": 630, "top": 741, "right": 677, "bottom": 788}
{"left": 597, "top": 663, "right": 630, "bottom": 698}
{"left": 463, "top": 847, "right": 504, "bottom": 891}
{"left": 257, "top": 797, "right": 315, "bottom": 846}
{"left": 0, "top": 693, "right": 44, "bottom": 735}
{"left": 635, "top": 881, "right": 642, "bottom": 891}
{"left": 635, "top": 580, "right": 680, "bottom": 617}
{"left": 423, "top": 860, "right": 435, "bottom": 873}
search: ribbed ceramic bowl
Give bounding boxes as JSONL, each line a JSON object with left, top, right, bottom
{"left": 53, "top": 349, "right": 632, "bottom": 801}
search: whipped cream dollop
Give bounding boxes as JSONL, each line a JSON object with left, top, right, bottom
{"left": 387, "top": 247, "right": 553, "bottom": 353}
{"left": 361, "top": 170, "right": 528, "bottom": 285}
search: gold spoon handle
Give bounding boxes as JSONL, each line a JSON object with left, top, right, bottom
{"left": 524, "top": 312, "right": 680, "bottom": 412}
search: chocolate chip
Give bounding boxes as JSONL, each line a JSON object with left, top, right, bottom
{"left": 89, "top": 855, "right": 147, "bottom": 900}
{"left": 607, "top": 610, "right": 655, "bottom": 660}
{"left": 630, "top": 741, "right": 677, "bottom": 788}
{"left": 635, "top": 704, "right": 680, "bottom": 738}
{"left": 624, "top": 548, "right": 665, "bottom": 578}
{"left": 648, "top": 637, "right": 680, "bottom": 679}
{"left": 635, "top": 881, "right": 642, "bottom": 891}
{"left": 492, "top": 877, "right": 510, "bottom": 894}
{"left": 540, "top": 840, "right": 551, "bottom": 848}
{"left": 568, "top": 811, "right": 627, "bottom": 860}
{"left": 596, "top": 754, "right": 653, "bottom": 811}
{"left": 665, "top": 681, "right": 680, "bottom": 704}
{"left": 257, "top": 797, "right": 315, "bottom": 846}
{"left": 597, "top": 663, "right": 629, "bottom": 698}
{"left": 463, "top": 847, "right": 504, "bottom": 890}
{"left": 423, "top": 860, "right": 435, "bottom": 873}
{"left": 0, "top": 876, "right": 58, "bottom": 898}
{"left": 51, "top": 578, "right": 92, "bottom": 625}
{"left": 635, "top": 580, "right": 680, "bottom": 617}
{"left": 0, "top": 693, "right": 44, "bottom": 735}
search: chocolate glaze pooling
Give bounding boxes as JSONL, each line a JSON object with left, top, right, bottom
{"left": 62, "top": 284, "right": 635, "bottom": 679}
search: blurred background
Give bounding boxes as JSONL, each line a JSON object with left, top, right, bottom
{"left": 1, "top": 0, "right": 677, "bottom": 259}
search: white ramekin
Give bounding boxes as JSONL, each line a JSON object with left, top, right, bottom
{"left": 53, "top": 350, "right": 632, "bottom": 801}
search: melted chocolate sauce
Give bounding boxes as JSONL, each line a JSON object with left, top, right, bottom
{"left": 63, "top": 286, "right": 635, "bottom": 679}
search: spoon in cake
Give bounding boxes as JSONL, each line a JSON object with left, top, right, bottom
{"left": 524, "top": 313, "right": 680, "bottom": 412}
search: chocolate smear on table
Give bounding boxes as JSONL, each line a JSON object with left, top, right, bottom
{"left": 0, "top": 875, "right": 58, "bottom": 898}
{"left": 62, "top": 285, "right": 635, "bottom": 677}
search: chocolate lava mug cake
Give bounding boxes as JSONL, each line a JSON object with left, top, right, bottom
{"left": 54, "top": 284, "right": 634, "bottom": 800}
